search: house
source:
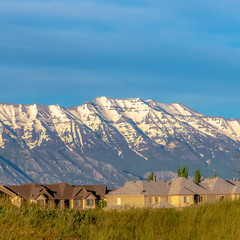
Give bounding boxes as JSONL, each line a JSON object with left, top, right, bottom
{"left": 199, "top": 177, "right": 240, "bottom": 201}
{"left": 69, "top": 185, "right": 97, "bottom": 209}
{"left": 2, "top": 183, "right": 107, "bottom": 209}
{"left": 75, "top": 184, "right": 108, "bottom": 201}
{"left": 105, "top": 180, "right": 170, "bottom": 209}
{"left": 105, "top": 177, "right": 208, "bottom": 208}
{"left": 2, "top": 177, "right": 240, "bottom": 209}
{"left": 105, "top": 177, "right": 240, "bottom": 209}
{"left": 0, "top": 185, "right": 22, "bottom": 207}
{"left": 230, "top": 179, "right": 240, "bottom": 199}
{"left": 167, "top": 177, "right": 208, "bottom": 207}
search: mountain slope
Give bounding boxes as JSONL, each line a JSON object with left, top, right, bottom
{"left": 0, "top": 97, "right": 239, "bottom": 186}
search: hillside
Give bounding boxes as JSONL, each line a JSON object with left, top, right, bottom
{"left": 0, "top": 97, "right": 240, "bottom": 186}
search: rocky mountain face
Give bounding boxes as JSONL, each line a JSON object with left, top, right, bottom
{"left": 0, "top": 97, "right": 239, "bottom": 187}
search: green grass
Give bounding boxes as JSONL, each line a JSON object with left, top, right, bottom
{"left": 0, "top": 197, "right": 240, "bottom": 240}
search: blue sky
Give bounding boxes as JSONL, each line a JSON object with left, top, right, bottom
{"left": 0, "top": 0, "right": 240, "bottom": 118}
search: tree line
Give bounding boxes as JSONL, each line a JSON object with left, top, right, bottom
{"left": 148, "top": 167, "right": 218, "bottom": 183}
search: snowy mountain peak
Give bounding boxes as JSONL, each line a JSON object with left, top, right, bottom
{"left": 0, "top": 97, "right": 239, "bottom": 186}
{"left": 93, "top": 96, "right": 113, "bottom": 106}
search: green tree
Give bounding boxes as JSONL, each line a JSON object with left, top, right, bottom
{"left": 194, "top": 169, "right": 201, "bottom": 183}
{"left": 96, "top": 199, "right": 107, "bottom": 209}
{"left": 148, "top": 172, "right": 156, "bottom": 181}
{"left": 181, "top": 165, "right": 189, "bottom": 178}
{"left": 177, "top": 167, "right": 181, "bottom": 177}
{"left": 177, "top": 166, "right": 189, "bottom": 178}
{"left": 214, "top": 171, "right": 218, "bottom": 178}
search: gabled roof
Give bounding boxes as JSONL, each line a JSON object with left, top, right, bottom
{"left": 5, "top": 183, "right": 58, "bottom": 200}
{"left": 72, "top": 186, "right": 87, "bottom": 198}
{"left": 0, "top": 185, "right": 18, "bottom": 198}
{"left": 72, "top": 187, "right": 96, "bottom": 200}
{"left": 45, "top": 183, "right": 74, "bottom": 199}
{"left": 168, "top": 177, "right": 208, "bottom": 195}
{"left": 229, "top": 180, "right": 240, "bottom": 194}
{"left": 83, "top": 192, "right": 97, "bottom": 200}
{"left": 34, "top": 188, "right": 56, "bottom": 200}
{"left": 5, "top": 183, "right": 43, "bottom": 199}
{"left": 107, "top": 180, "right": 169, "bottom": 196}
{"left": 74, "top": 185, "right": 107, "bottom": 199}
{"left": 199, "top": 177, "right": 236, "bottom": 194}
{"left": 5, "top": 182, "right": 103, "bottom": 201}
{"left": 107, "top": 177, "right": 208, "bottom": 197}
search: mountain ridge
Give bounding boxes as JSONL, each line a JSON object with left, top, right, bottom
{"left": 0, "top": 97, "right": 239, "bottom": 187}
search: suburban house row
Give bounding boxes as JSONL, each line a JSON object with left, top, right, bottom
{"left": 105, "top": 177, "right": 240, "bottom": 209}
{"left": 0, "top": 183, "right": 108, "bottom": 209}
{"left": 1, "top": 176, "right": 240, "bottom": 209}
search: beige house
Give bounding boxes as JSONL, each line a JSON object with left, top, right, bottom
{"left": 2, "top": 177, "right": 240, "bottom": 209}
{"left": 167, "top": 177, "right": 208, "bottom": 207}
{"left": 105, "top": 177, "right": 240, "bottom": 209}
{"left": 106, "top": 180, "right": 170, "bottom": 209}
{"left": 1, "top": 182, "right": 108, "bottom": 209}
{"left": 0, "top": 185, "right": 22, "bottom": 207}
{"left": 199, "top": 177, "right": 240, "bottom": 202}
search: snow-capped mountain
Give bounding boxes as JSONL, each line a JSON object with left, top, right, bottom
{"left": 0, "top": 97, "right": 239, "bottom": 187}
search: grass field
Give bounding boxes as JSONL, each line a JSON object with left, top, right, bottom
{"left": 0, "top": 197, "right": 240, "bottom": 240}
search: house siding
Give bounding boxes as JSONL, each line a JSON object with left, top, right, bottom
{"left": 107, "top": 195, "right": 145, "bottom": 207}
{"left": 144, "top": 195, "right": 168, "bottom": 207}
{"left": 168, "top": 195, "right": 194, "bottom": 208}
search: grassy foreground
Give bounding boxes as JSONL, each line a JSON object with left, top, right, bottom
{"left": 0, "top": 198, "right": 240, "bottom": 240}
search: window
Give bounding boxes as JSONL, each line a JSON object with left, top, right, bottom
{"left": 114, "top": 198, "right": 121, "bottom": 205}
{"left": 155, "top": 197, "right": 159, "bottom": 203}
{"left": 87, "top": 199, "right": 94, "bottom": 206}
{"left": 149, "top": 197, "right": 152, "bottom": 204}
{"left": 170, "top": 197, "right": 173, "bottom": 202}
{"left": 184, "top": 196, "right": 189, "bottom": 203}
{"left": 75, "top": 200, "right": 81, "bottom": 207}
{"left": 220, "top": 196, "right": 225, "bottom": 201}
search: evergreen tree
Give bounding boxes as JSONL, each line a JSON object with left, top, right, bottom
{"left": 214, "top": 171, "right": 218, "bottom": 178}
{"left": 148, "top": 172, "right": 154, "bottom": 181}
{"left": 194, "top": 169, "right": 201, "bottom": 183}
{"left": 181, "top": 165, "right": 189, "bottom": 178}
{"left": 177, "top": 166, "right": 189, "bottom": 178}
{"left": 177, "top": 167, "right": 181, "bottom": 177}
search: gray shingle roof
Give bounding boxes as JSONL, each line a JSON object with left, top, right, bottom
{"left": 199, "top": 177, "right": 236, "bottom": 194}
{"left": 229, "top": 180, "right": 240, "bottom": 194}
{"left": 106, "top": 177, "right": 232, "bottom": 197}
{"left": 168, "top": 177, "right": 208, "bottom": 195}
{"left": 107, "top": 180, "right": 169, "bottom": 196}
{"left": 4, "top": 183, "right": 105, "bottom": 201}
